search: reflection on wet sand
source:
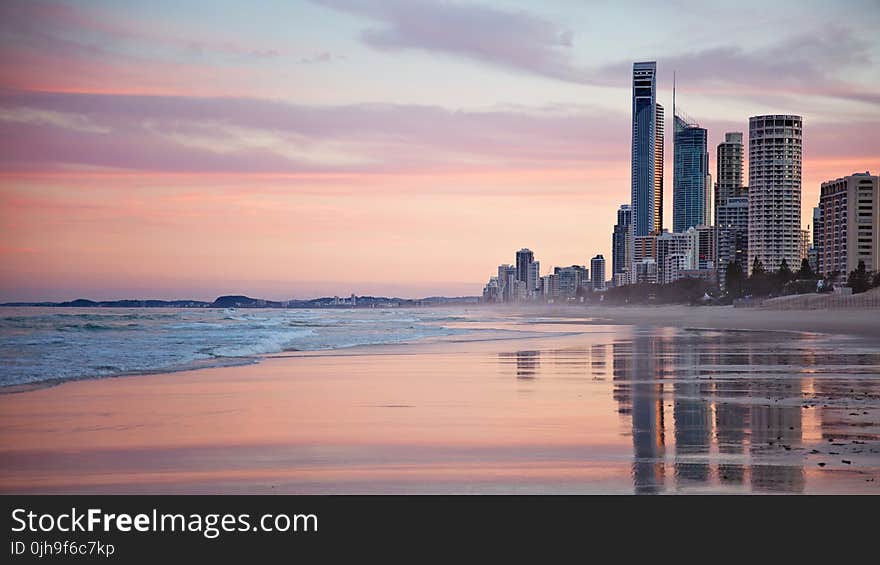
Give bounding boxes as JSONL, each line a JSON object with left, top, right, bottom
{"left": 2, "top": 324, "right": 878, "bottom": 494}
{"left": 497, "top": 350, "right": 541, "bottom": 379}
{"left": 604, "top": 328, "right": 880, "bottom": 494}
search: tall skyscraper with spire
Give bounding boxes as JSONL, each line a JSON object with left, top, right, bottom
{"left": 630, "top": 62, "right": 662, "bottom": 272}
{"left": 672, "top": 78, "right": 709, "bottom": 233}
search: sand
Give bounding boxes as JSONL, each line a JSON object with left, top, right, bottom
{"left": 0, "top": 308, "right": 878, "bottom": 494}
{"left": 538, "top": 304, "right": 880, "bottom": 339}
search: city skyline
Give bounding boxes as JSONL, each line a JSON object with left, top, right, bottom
{"left": 2, "top": 0, "right": 880, "bottom": 301}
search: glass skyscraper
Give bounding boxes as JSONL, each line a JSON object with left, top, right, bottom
{"left": 515, "top": 248, "right": 534, "bottom": 285}
{"left": 630, "top": 62, "right": 662, "bottom": 245}
{"left": 612, "top": 204, "right": 631, "bottom": 280}
{"left": 672, "top": 113, "right": 708, "bottom": 233}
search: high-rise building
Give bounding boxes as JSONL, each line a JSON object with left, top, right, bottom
{"left": 515, "top": 248, "right": 534, "bottom": 284}
{"left": 748, "top": 115, "right": 803, "bottom": 273}
{"left": 703, "top": 173, "right": 713, "bottom": 227}
{"left": 591, "top": 255, "right": 606, "bottom": 291}
{"left": 717, "top": 196, "right": 749, "bottom": 288}
{"left": 672, "top": 96, "right": 709, "bottom": 233}
{"left": 655, "top": 226, "right": 716, "bottom": 284}
{"left": 527, "top": 261, "right": 540, "bottom": 294}
{"left": 612, "top": 204, "right": 632, "bottom": 283}
{"left": 715, "top": 132, "right": 746, "bottom": 219}
{"left": 634, "top": 259, "right": 658, "bottom": 284}
{"left": 654, "top": 104, "right": 665, "bottom": 233}
{"left": 695, "top": 224, "right": 717, "bottom": 271}
{"left": 553, "top": 265, "right": 588, "bottom": 299}
{"left": 630, "top": 62, "right": 661, "bottom": 258}
{"left": 809, "top": 205, "right": 822, "bottom": 272}
{"left": 799, "top": 229, "right": 811, "bottom": 263}
{"left": 817, "top": 172, "right": 879, "bottom": 278}
{"left": 482, "top": 277, "right": 501, "bottom": 303}
{"left": 498, "top": 264, "right": 517, "bottom": 302}
{"left": 656, "top": 231, "right": 692, "bottom": 283}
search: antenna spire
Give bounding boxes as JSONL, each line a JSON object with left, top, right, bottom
{"left": 673, "top": 70, "right": 676, "bottom": 119}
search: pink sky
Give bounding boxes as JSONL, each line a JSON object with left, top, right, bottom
{"left": 1, "top": 0, "right": 879, "bottom": 300}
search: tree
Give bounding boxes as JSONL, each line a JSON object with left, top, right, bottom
{"left": 777, "top": 258, "right": 794, "bottom": 287}
{"left": 752, "top": 257, "right": 765, "bottom": 277}
{"left": 847, "top": 260, "right": 871, "bottom": 294}
{"left": 873, "top": 271, "right": 880, "bottom": 289}
{"left": 724, "top": 261, "right": 745, "bottom": 299}
{"left": 747, "top": 257, "right": 771, "bottom": 296}
{"left": 796, "top": 258, "right": 816, "bottom": 280}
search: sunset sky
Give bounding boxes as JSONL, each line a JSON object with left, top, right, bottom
{"left": 1, "top": 0, "right": 879, "bottom": 301}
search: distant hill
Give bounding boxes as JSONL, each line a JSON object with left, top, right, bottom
{"left": 2, "top": 294, "right": 480, "bottom": 308}
{"left": 1, "top": 298, "right": 212, "bottom": 308}
{"left": 210, "top": 295, "right": 284, "bottom": 308}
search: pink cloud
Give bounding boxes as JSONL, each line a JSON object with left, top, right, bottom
{"left": 0, "top": 90, "right": 627, "bottom": 174}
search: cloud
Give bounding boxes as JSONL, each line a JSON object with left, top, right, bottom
{"left": 3, "top": 89, "right": 878, "bottom": 178}
{"left": 0, "top": 0, "right": 283, "bottom": 62}
{"left": 597, "top": 26, "right": 880, "bottom": 105}
{"left": 0, "top": 90, "right": 622, "bottom": 174}
{"left": 314, "top": 0, "right": 587, "bottom": 83}
{"left": 300, "top": 51, "right": 346, "bottom": 64}
{"left": 316, "top": 0, "right": 879, "bottom": 106}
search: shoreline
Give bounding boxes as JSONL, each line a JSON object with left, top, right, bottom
{"left": 512, "top": 304, "right": 880, "bottom": 341}
{"left": 2, "top": 304, "right": 877, "bottom": 395}
{"left": 1, "top": 321, "right": 877, "bottom": 494}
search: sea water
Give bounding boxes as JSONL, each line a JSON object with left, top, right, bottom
{"left": 0, "top": 307, "right": 475, "bottom": 387}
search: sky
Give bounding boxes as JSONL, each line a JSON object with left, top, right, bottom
{"left": 1, "top": 0, "right": 879, "bottom": 301}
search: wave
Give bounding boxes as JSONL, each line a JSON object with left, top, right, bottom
{"left": 0, "top": 307, "right": 470, "bottom": 388}
{"left": 209, "top": 329, "right": 316, "bottom": 357}
{"left": 57, "top": 323, "right": 118, "bottom": 331}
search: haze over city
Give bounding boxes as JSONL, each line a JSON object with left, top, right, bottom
{"left": 1, "top": 0, "right": 879, "bottom": 301}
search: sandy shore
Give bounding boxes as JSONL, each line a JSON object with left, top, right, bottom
{"left": 1, "top": 309, "right": 878, "bottom": 494}
{"left": 508, "top": 304, "right": 880, "bottom": 340}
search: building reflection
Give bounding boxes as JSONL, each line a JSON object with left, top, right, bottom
{"left": 613, "top": 329, "right": 811, "bottom": 494}
{"left": 672, "top": 335, "right": 712, "bottom": 486}
{"left": 591, "top": 344, "right": 608, "bottom": 378}
{"left": 494, "top": 330, "right": 880, "bottom": 494}
{"left": 614, "top": 332, "right": 666, "bottom": 494}
{"left": 748, "top": 377, "right": 805, "bottom": 493}
{"left": 498, "top": 350, "right": 541, "bottom": 379}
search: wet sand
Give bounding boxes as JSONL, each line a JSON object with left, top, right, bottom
{"left": 1, "top": 314, "right": 879, "bottom": 494}
{"left": 530, "top": 304, "right": 880, "bottom": 339}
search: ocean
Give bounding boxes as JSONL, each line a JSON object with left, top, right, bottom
{"left": 0, "top": 307, "right": 479, "bottom": 388}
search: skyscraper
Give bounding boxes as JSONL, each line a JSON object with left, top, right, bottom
{"left": 630, "top": 62, "right": 660, "bottom": 252}
{"left": 748, "top": 115, "right": 803, "bottom": 273}
{"left": 591, "top": 255, "right": 606, "bottom": 291}
{"left": 717, "top": 196, "right": 749, "bottom": 287}
{"left": 715, "top": 131, "right": 747, "bottom": 290}
{"left": 715, "top": 132, "right": 745, "bottom": 219}
{"left": 672, "top": 89, "right": 709, "bottom": 233}
{"left": 553, "top": 266, "right": 588, "bottom": 299}
{"left": 612, "top": 204, "right": 632, "bottom": 283}
{"left": 654, "top": 104, "right": 665, "bottom": 233}
{"left": 498, "top": 264, "right": 517, "bottom": 302}
{"left": 817, "top": 172, "right": 879, "bottom": 277}
{"left": 527, "top": 261, "right": 540, "bottom": 294}
{"left": 515, "top": 248, "right": 534, "bottom": 284}
{"left": 809, "top": 205, "right": 822, "bottom": 272}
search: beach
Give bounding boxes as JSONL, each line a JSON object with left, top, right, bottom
{"left": 546, "top": 303, "right": 880, "bottom": 338}
{"left": 1, "top": 306, "right": 879, "bottom": 494}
